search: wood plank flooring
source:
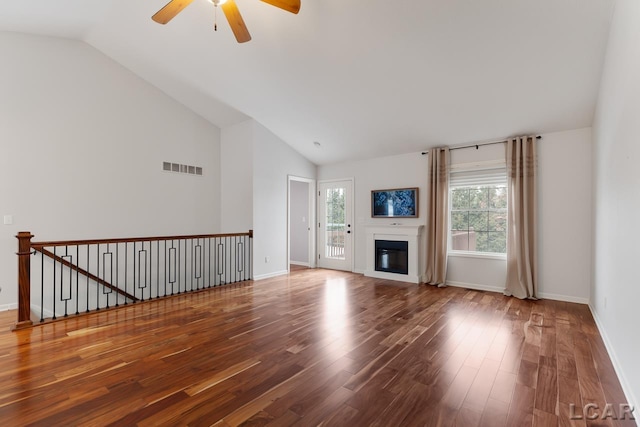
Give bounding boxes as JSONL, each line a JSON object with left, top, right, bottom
{"left": 0, "top": 269, "right": 635, "bottom": 426}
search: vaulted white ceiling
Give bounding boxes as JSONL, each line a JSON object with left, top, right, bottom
{"left": 0, "top": 0, "right": 615, "bottom": 165}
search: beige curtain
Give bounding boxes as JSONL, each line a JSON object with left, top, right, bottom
{"left": 505, "top": 136, "right": 538, "bottom": 299}
{"left": 425, "top": 147, "right": 450, "bottom": 286}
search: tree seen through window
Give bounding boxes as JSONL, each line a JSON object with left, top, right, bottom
{"left": 450, "top": 185, "right": 507, "bottom": 253}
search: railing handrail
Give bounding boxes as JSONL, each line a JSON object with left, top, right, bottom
{"left": 31, "top": 230, "right": 253, "bottom": 248}
{"left": 13, "top": 230, "right": 253, "bottom": 330}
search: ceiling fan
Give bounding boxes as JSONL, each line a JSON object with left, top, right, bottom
{"left": 152, "top": 0, "right": 301, "bottom": 43}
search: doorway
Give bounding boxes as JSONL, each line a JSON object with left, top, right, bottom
{"left": 317, "top": 179, "right": 354, "bottom": 272}
{"left": 288, "top": 176, "right": 316, "bottom": 270}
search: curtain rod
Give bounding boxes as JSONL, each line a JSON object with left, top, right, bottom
{"left": 421, "top": 135, "right": 542, "bottom": 155}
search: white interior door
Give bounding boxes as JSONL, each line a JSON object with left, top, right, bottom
{"left": 318, "top": 179, "right": 353, "bottom": 271}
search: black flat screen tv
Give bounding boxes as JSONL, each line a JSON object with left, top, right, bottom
{"left": 371, "top": 187, "right": 418, "bottom": 218}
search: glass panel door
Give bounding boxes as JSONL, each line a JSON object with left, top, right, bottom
{"left": 318, "top": 180, "right": 353, "bottom": 271}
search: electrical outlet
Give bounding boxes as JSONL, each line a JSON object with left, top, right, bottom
{"left": 265, "top": 256, "right": 270, "bottom": 263}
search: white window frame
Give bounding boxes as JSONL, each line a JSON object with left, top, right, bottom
{"left": 448, "top": 160, "right": 508, "bottom": 260}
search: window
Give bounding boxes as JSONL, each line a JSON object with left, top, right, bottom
{"left": 449, "top": 165, "right": 507, "bottom": 255}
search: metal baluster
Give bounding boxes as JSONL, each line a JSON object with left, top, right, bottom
{"left": 86, "top": 245, "right": 90, "bottom": 312}
{"left": 156, "top": 240, "right": 160, "bottom": 299}
{"left": 52, "top": 247, "right": 57, "bottom": 320}
{"left": 40, "top": 250, "right": 44, "bottom": 322}
{"left": 133, "top": 241, "right": 137, "bottom": 303}
{"left": 208, "top": 238, "right": 212, "bottom": 288}
{"left": 173, "top": 240, "right": 178, "bottom": 295}
{"left": 115, "top": 244, "right": 119, "bottom": 307}
{"left": 124, "top": 242, "right": 128, "bottom": 305}
{"left": 96, "top": 243, "right": 100, "bottom": 310}
{"left": 75, "top": 245, "right": 80, "bottom": 315}
{"left": 63, "top": 245, "right": 69, "bottom": 317}
{"left": 105, "top": 244, "right": 111, "bottom": 309}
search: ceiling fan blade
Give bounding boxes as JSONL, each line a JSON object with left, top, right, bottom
{"left": 221, "top": 0, "right": 252, "bottom": 43}
{"left": 260, "top": 0, "right": 300, "bottom": 14}
{"left": 152, "top": 0, "right": 195, "bottom": 24}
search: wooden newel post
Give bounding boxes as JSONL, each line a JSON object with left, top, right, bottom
{"left": 13, "top": 232, "right": 34, "bottom": 330}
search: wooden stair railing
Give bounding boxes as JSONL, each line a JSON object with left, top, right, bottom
{"left": 13, "top": 230, "right": 253, "bottom": 330}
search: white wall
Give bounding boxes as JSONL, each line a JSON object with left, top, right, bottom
{"left": 289, "top": 180, "right": 309, "bottom": 264}
{"left": 221, "top": 120, "right": 253, "bottom": 233}
{"left": 449, "top": 129, "right": 592, "bottom": 302}
{"left": 317, "top": 152, "right": 429, "bottom": 274}
{"left": 317, "top": 129, "right": 593, "bottom": 304}
{"left": 591, "top": 0, "right": 640, "bottom": 410}
{"left": 537, "top": 128, "right": 592, "bottom": 303}
{"left": 0, "top": 33, "right": 221, "bottom": 309}
{"left": 219, "top": 119, "right": 316, "bottom": 279}
{"left": 252, "top": 122, "right": 316, "bottom": 279}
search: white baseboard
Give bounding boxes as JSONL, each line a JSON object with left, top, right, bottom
{"left": 289, "top": 261, "right": 309, "bottom": 267}
{"left": 253, "top": 270, "right": 289, "bottom": 281}
{"left": 364, "top": 270, "right": 421, "bottom": 284}
{"left": 446, "top": 281, "right": 590, "bottom": 304}
{"left": 589, "top": 304, "right": 638, "bottom": 412}
{"left": 0, "top": 303, "right": 17, "bottom": 312}
{"left": 353, "top": 268, "right": 365, "bottom": 275}
{"left": 446, "top": 280, "right": 504, "bottom": 294}
{"left": 537, "top": 292, "right": 589, "bottom": 305}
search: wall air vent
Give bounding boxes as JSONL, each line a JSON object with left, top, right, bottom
{"left": 163, "top": 161, "right": 203, "bottom": 176}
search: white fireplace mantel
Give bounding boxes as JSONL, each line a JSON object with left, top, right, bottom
{"left": 364, "top": 224, "right": 424, "bottom": 283}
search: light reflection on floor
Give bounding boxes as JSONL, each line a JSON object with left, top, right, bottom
{"left": 322, "top": 277, "right": 352, "bottom": 355}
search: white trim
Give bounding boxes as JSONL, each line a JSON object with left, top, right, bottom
{"left": 253, "top": 270, "right": 289, "bottom": 281}
{"left": 317, "top": 177, "right": 355, "bottom": 273}
{"left": 448, "top": 251, "right": 506, "bottom": 260}
{"left": 289, "top": 261, "right": 309, "bottom": 267}
{"left": 537, "top": 292, "right": 589, "bottom": 304}
{"left": 353, "top": 268, "right": 365, "bottom": 275}
{"left": 0, "top": 303, "right": 18, "bottom": 312}
{"left": 287, "top": 175, "right": 317, "bottom": 270}
{"left": 589, "top": 304, "right": 638, "bottom": 412}
{"left": 445, "top": 282, "right": 591, "bottom": 305}
{"left": 449, "top": 159, "right": 507, "bottom": 172}
{"left": 367, "top": 270, "right": 422, "bottom": 284}
{"left": 364, "top": 225, "right": 424, "bottom": 284}
{"left": 446, "top": 280, "right": 504, "bottom": 294}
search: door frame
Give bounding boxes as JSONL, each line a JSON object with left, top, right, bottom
{"left": 287, "top": 175, "right": 317, "bottom": 270}
{"left": 317, "top": 177, "right": 354, "bottom": 272}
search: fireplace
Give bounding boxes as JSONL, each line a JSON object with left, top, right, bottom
{"left": 375, "top": 240, "right": 408, "bottom": 275}
{"left": 365, "top": 225, "right": 423, "bottom": 283}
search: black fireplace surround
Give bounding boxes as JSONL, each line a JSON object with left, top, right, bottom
{"left": 375, "top": 240, "right": 408, "bottom": 275}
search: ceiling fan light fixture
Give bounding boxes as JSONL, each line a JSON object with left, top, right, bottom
{"left": 152, "top": 0, "right": 300, "bottom": 43}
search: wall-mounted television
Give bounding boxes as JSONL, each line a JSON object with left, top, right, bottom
{"left": 371, "top": 187, "right": 419, "bottom": 218}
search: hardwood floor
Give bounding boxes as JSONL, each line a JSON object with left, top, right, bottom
{"left": 0, "top": 269, "right": 635, "bottom": 426}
